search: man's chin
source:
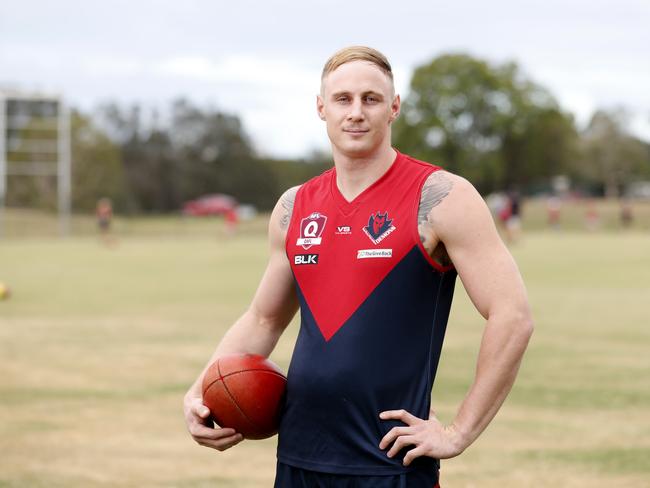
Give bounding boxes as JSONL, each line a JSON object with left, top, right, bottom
{"left": 338, "top": 144, "right": 374, "bottom": 159}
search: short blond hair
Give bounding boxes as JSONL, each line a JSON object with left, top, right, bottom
{"left": 321, "top": 46, "right": 394, "bottom": 90}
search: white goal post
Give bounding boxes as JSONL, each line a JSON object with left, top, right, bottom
{"left": 0, "top": 90, "right": 71, "bottom": 237}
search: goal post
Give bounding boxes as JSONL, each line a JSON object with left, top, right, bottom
{"left": 0, "top": 90, "right": 71, "bottom": 237}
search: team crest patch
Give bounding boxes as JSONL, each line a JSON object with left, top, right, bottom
{"left": 297, "top": 212, "right": 327, "bottom": 249}
{"left": 363, "top": 211, "right": 396, "bottom": 245}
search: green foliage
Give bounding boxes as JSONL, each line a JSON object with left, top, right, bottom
{"left": 4, "top": 175, "right": 55, "bottom": 209}
{"left": 577, "top": 109, "right": 650, "bottom": 198}
{"left": 71, "top": 110, "right": 126, "bottom": 212}
{"left": 394, "top": 53, "right": 578, "bottom": 192}
{"left": 93, "top": 99, "right": 329, "bottom": 213}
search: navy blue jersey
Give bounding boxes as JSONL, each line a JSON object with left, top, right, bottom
{"left": 280, "top": 151, "right": 457, "bottom": 476}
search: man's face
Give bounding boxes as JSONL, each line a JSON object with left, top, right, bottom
{"left": 317, "top": 61, "right": 400, "bottom": 158}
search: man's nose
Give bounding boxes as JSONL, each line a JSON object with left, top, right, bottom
{"left": 347, "top": 99, "right": 365, "bottom": 121}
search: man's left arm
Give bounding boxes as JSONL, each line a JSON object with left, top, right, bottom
{"left": 379, "top": 173, "right": 534, "bottom": 465}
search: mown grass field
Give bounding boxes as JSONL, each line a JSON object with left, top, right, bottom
{"left": 1, "top": 206, "right": 649, "bottom": 487}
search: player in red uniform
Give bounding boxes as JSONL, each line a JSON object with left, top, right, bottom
{"left": 183, "top": 46, "right": 533, "bottom": 487}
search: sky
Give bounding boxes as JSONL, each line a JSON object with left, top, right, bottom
{"left": 1, "top": 0, "right": 649, "bottom": 158}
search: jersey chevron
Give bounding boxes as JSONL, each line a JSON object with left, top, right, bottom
{"left": 287, "top": 152, "right": 440, "bottom": 341}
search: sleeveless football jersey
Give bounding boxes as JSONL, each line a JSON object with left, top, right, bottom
{"left": 279, "top": 151, "right": 457, "bottom": 477}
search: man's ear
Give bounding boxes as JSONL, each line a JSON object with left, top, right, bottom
{"left": 316, "top": 95, "right": 326, "bottom": 121}
{"left": 389, "top": 94, "right": 401, "bottom": 124}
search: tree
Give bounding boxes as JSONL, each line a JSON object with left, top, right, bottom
{"left": 71, "top": 110, "right": 126, "bottom": 212}
{"left": 90, "top": 99, "right": 334, "bottom": 213}
{"left": 578, "top": 109, "right": 650, "bottom": 198}
{"left": 394, "top": 54, "right": 577, "bottom": 193}
{"left": 169, "top": 99, "right": 258, "bottom": 206}
{"left": 95, "top": 99, "right": 289, "bottom": 212}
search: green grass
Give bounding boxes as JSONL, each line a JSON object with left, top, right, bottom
{"left": 522, "top": 447, "right": 650, "bottom": 474}
{"left": 1, "top": 210, "right": 649, "bottom": 487}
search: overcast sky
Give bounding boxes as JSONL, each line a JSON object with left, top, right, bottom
{"left": 1, "top": 0, "right": 649, "bottom": 158}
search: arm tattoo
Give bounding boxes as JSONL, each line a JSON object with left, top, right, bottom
{"left": 418, "top": 171, "right": 453, "bottom": 225}
{"left": 279, "top": 187, "right": 298, "bottom": 230}
{"left": 418, "top": 172, "right": 454, "bottom": 267}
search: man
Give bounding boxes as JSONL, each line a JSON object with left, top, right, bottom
{"left": 96, "top": 197, "right": 115, "bottom": 247}
{"left": 184, "top": 46, "right": 533, "bottom": 487}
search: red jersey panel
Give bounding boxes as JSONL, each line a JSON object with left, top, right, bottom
{"left": 286, "top": 150, "right": 449, "bottom": 341}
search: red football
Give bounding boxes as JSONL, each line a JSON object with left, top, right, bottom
{"left": 201, "top": 353, "right": 287, "bottom": 440}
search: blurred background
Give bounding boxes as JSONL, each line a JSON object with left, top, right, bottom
{"left": 1, "top": 1, "right": 649, "bottom": 487}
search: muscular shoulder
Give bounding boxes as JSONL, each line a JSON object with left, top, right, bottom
{"left": 268, "top": 186, "right": 300, "bottom": 239}
{"left": 420, "top": 171, "right": 482, "bottom": 220}
{"left": 277, "top": 186, "right": 300, "bottom": 230}
{"left": 418, "top": 171, "right": 455, "bottom": 226}
{"left": 267, "top": 185, "right": 301, "bottom": 251}
{"left": 418, "top": 171, "right": 485, "bottom": 261}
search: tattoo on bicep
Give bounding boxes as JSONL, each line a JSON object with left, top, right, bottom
{"left": 279, "top": 187, "right": 298, "bottom": 230}
{"left": 418, "top": 172, "right": 453, "bottom": 225}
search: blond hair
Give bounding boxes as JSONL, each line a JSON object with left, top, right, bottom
{"left": 321, "top": 46, "right": 394, "bottom": 91}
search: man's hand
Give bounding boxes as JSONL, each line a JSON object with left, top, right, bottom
{"left": 379, "top": 409, "right": 466, "bottom": 465}
{"left": 184, "top": 395, "right": 243, "bottom": 451}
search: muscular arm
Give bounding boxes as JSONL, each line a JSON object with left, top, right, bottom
{"left": 380, "top": 172, "right": 533, "bottom": 463}
{"left": 437, "top": 174, "right": 533, "bottom": 448}
{"left": 183, "top": 186, "right": 300, "bottom": 450}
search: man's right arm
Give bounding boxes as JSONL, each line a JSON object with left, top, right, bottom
{"left": 183, "top": 186, "right": 300, "bottom": 451}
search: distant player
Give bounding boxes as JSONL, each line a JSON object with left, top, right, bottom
{"left": 620, "top": 198, "right": 633, "bottom": 228}
{"left": 505, "top": 190, "right": 522, "bottom": 243}
{"left": 184, "top": 46, "right": 533, "bottom": 487}
{"left": 224, "top": 207, "right": 239, "bottom": 236}
{"left": 96, "top": 197, "right": 114, "bottom": 246}
{"left": 96, "top": 198, "right": 112, "bottom": 232}
{"left": 547, "top": 195, "right": 562, "bottom": 230}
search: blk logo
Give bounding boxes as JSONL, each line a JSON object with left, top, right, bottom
{"left": 294, "top": 254, "right": 319, "bottom": 265}
{"left": 363, "top": 211, "right": 396, "bottom": 245}
{"left": 297, "top": 212, "right": 327, "bottom": 250}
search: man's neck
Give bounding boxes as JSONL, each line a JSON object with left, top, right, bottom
{"left": 332, "top": 145, "right": 397, "bottom": 202}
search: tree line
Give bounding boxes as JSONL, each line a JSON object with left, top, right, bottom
{"left": 68, "top": 99, "right": 330, "bottom": 213}
{"left": 394, "top": 54, "right": 650, "bottom": 198}
{"left": 6, "top": 53, "right": 650, "bottom": 213}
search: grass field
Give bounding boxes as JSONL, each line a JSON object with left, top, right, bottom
{"left": 1, "top": 209, "right": 649, "bottom": 487}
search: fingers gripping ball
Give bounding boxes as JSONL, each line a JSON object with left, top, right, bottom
{"left": 201, "top": 354, "right": 287, "bottom": 440}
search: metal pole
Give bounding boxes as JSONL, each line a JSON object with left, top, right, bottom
{"left": 0, "top": 96, "right": 6, "bottom": 239}
{"left": 58, "top": 100, "right": 71, "bottom": 236}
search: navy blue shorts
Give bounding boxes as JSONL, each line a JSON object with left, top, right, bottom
{"left": 274, "top": 462, "right": 440, "bottom": 488}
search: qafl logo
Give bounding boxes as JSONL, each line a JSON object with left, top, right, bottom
{"left": 363, "top": 211, "right": 396, "bottom": 245}
{"left": 297, "top": 212, "right": 327, "bottom": 250}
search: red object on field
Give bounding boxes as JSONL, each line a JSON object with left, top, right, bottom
{"left": 183, "top": 194, "right": 237, "bottom": 216}
{"left": 498, "top": 202, "right": 512, "bottom": 222}
{"left": 201, "top": 354, "right": 286, "bottom": 440}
